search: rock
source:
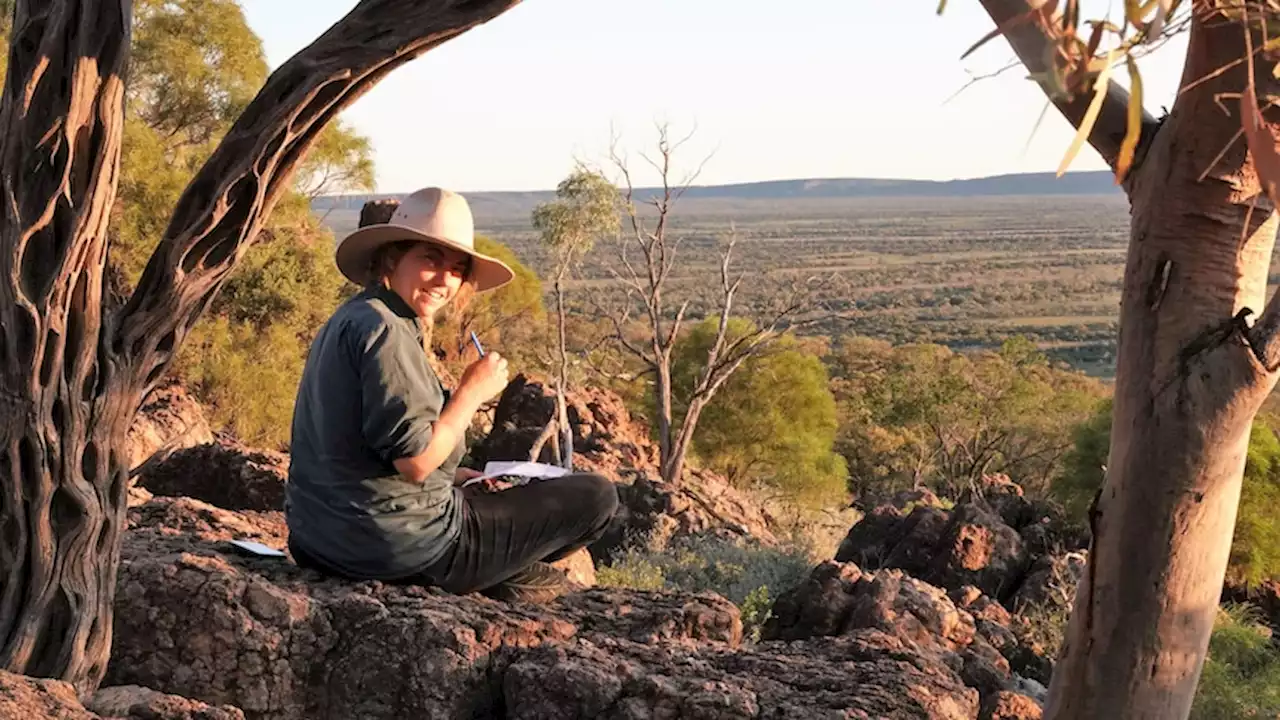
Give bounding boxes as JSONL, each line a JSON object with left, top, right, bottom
{"left": 476, "top": 375, "right": 777, "bottom": 559}
{"left": 88, "top": 685, "right": 245, "bottom": 719}
{"left": 980, "top": 690, "right": 1043, "bottom": 720}
{"left": 0, "top": 670, "right": 96, "bottom": 720}
{"left": 110, "top": 494, "right": 990, "bottom": 719}
{"left": 1012, "top": 551, "right": 1086, "bottom": 612}
{"left": 929, "top": 504, "right": 1030, "bottom": 601}
{"left": 127, "top": 381, "right": 215, "bottom": 471}
{"left": 836, "top": 501, "right": 1030, "bottom": 602}
{"left": 505, "top": 632, "right": 980, "bottom": 720}
{"left": 134, "top": 439, "right": 288, "bottom": 512}
{"left": 475, "top": 374, "right": 659, "bottom": 476}
{"left": 553, "top": 547, "right": 598, "bottom": 588}
{"left": 836, "top": 504, "right": 949, "bottom": 573}
{"left": 762, "top": 562, "right": 975, "bottom": 656}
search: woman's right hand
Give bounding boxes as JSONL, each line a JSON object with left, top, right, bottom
{"left": 458, "top": 352, "right": 510, "bottom": 404}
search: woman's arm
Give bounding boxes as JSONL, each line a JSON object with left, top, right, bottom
{"left": 392, "top": 353, "right": 509, "bottom": 483}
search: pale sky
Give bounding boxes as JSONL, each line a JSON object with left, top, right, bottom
{"left": 239, "top": 1, "right": 1189, "bottom": 194}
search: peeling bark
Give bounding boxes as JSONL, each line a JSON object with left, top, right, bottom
{"left": 0, "top": 0, "right": 524, "bottom": 695}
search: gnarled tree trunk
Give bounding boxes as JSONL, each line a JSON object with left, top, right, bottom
{"left": 0, "top": 0, "right": 523, "bottom": 695}
{"left": 976, "top": 2, "right": 1280, "bottom": 718}
{"left": 0, "top": 0, "right": 133, "bottom": 690}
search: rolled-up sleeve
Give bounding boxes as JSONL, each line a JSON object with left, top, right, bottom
{"left": 352, "top": 320, "right": 441, "bottom": 464}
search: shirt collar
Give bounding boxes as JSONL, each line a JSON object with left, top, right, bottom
{"left": 368, "top": 285, "right": 419, "bottom": 321}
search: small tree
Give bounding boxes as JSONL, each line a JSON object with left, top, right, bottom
{"left": 600, "top": 124, "right": 819, "bottom": 485}
{"left": 531, "top": 167, "right": 619, "bottom": 469}
{"left": 671, "top": 317, "right": 847, "bottom": 509}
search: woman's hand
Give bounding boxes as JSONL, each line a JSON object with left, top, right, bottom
{"left": 454, "top": 467, "right": 484, "bottom": 485}
{"left": 457, "top": 352, "right": 509, "bottom": 404}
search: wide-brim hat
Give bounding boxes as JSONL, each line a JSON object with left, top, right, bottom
{"left": 335, "top": 186, "right": 515, "bottom": 292}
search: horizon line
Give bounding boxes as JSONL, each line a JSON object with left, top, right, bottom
{"left": 344, "top": 168, "right": 1119, "bottom": 199}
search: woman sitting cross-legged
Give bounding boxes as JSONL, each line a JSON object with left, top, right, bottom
{"left": 284, "top": 186, "right": 619, "bottom": 604}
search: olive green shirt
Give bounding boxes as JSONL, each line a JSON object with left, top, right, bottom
{"left": 284, "top": 286, "right": 464, "bottom": 579}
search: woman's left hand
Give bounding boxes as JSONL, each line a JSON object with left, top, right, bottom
{"left": 454, "top": 467, "right": 484, "bottom": 485}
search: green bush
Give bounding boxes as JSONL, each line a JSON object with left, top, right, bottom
{"left": 671, "top": 318, "right": 848, "bottom": 509}
{"left": 597, "top": 534, "right": 814, "bottom": 641}
{"left": 1053, "top": 411, "right": 1280, "bottom": 587}
{"left": 829, "top": 336, "right": 1105, "bottom": 501}
{"left": 1192, "top": 604, "right": 1280, "bottom": 719}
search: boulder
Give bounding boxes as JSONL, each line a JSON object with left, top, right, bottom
{"left": 1012, "top": 551, "right": 1086, "bottom": 612}
{"left": 505, "top": 631, "right": 980, "bottom": 720}
{"left": 475, "top": 375, "right": 777, "bottom": 558}
{"left": 837, "top": 502, "right": 1030, "bottom": 602}
{"left": 980, "top": 690, "right": 1044, "bottom": 720}
{"left": 0, "top": 671, "right": 95, "bottom": 720}
{"left": 761, "top": 561, "right": 1062, "bottom": 709}
{"left": 88, "top": 685, "right": 246, "bottom": 719}
{"left": 127, "top": 381, "right": 215, "bottom": 471}
{"left": 134, "top": 439, "right": 288, "bottom": 513}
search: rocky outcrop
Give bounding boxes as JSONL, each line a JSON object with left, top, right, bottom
{"left": 108, "top": 493, "right": 992, "bottom": 719}
{"left": 762, "top": 560, "right": 1046, "bottom": 713}
{"left": 0, "top": 671, "right": 95, "bottom": 720}
{"left": 127, "top": 381, "right": 215, "bottom": 470}
{"left": 836, "top": 476, "right": 1086, "bottom": 609}
{"left": 476, "top": 375, "right": 778, "bottom": 559}
{"left": 88, "top": 686, "right": 247, "bottom": 719}
{"left": 836, "top": 502, "right": 1030, "bottom": 601}
{"left": 134, "top": 439, "right": 288, "bottom": 513}
{"left": 0, "top": 671, "right": 243, "bottom": 720}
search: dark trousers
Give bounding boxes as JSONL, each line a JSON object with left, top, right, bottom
{"left": 292, "top": 472, "right": 618, "bottom": 595}
{"left": 419, "top": 472, "right": 618, "bottom": 594}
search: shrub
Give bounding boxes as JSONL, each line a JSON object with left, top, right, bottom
{"left": 597, "top": 534, "right": 815, "bottom": 641}
{"left": 1192, "top": 604, "right": 1280, "bottom": 719}
{"left": 1053, "top": 410, "right": 1280, "bottom": 586}
{"left": 671, "top": 318, "right": 848, "bottom": 509}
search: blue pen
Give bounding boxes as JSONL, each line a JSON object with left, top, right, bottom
{"left": 470, "top": 330, "right": 485, "bottom": 357}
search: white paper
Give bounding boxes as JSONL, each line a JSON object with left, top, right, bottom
{"left": 228, "top": 539, "right": 287, "bottom": 557}
{"left": 462, "top": 460, "right": 569, "bottom": 487}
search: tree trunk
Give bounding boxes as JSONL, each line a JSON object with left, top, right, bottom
{"left": 665, "top": 398, "right": 706, "bottom": 486}
{"left": 1042, "top": 15, "right": 1280, "bottom": 719}
{"left": 554, "top": 273, "right": 572, "bottom": 470}
{"left": 655, "top": 356, "right": 676, "bottom": 482}
{"left": 0, "top": 0, "right": 133, "bottom": 694}
{"left": 0, "top": 0, "right": 524, "bottom": 695}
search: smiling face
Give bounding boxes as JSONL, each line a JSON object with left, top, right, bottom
{"left": 385, "top": 241, "right": 472, "bottom": 318}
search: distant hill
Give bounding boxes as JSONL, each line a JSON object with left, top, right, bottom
{"left": 312, "top": 170, "right": 1121, "bottom": 214}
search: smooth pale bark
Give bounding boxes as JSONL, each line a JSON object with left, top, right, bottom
{"left": 975, "top": 2, "right": 1280, "bottom": 718}
{"left": 0, "top": 0, "right": 523, "bottom": 695}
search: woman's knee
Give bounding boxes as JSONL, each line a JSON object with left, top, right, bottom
{"left": 563, "top": 472, "right": 619, "bottom": 522}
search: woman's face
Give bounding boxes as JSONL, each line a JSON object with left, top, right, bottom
{"left": 387, "top": 242, "right": 470, "bottom": 317}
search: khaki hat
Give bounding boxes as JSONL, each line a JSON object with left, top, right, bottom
{"left": 335, "top": 187, "right": 515, "bottom": 292}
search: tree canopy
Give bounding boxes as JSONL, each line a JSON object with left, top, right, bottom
{"left": 830, "top": 335, "right": 1106, "bottom": 501}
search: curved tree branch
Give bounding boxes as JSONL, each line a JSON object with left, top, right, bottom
{"left": 114, "top": 0, "right": 523, "bottom": 397}
{"left": 977, "top": 0, "right": 1160, "bottom": 175}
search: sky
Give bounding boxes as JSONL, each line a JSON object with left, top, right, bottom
{"left": 238, "top": 0, "right": 1190, "bottom": 194}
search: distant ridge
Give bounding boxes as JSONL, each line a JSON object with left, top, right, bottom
{"left": 312, "top": 170, "right": 1121, "bottom": 212}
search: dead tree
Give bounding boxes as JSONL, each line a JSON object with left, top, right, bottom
{"left": 972, "top": 1, "right": 1280, "bottom": 717}
{"left": 0, "top": 0, "right": 522, "bottom": 694}
{"left": 601, "top": 125, "right": 816, "bottom": 485}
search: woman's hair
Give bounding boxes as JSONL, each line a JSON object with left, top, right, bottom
{"left": 366, "top": 239, "right": 478, "bottom": 359}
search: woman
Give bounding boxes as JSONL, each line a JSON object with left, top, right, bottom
{"left": 285, "top": 187, "right": 619, "bottom": 604}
